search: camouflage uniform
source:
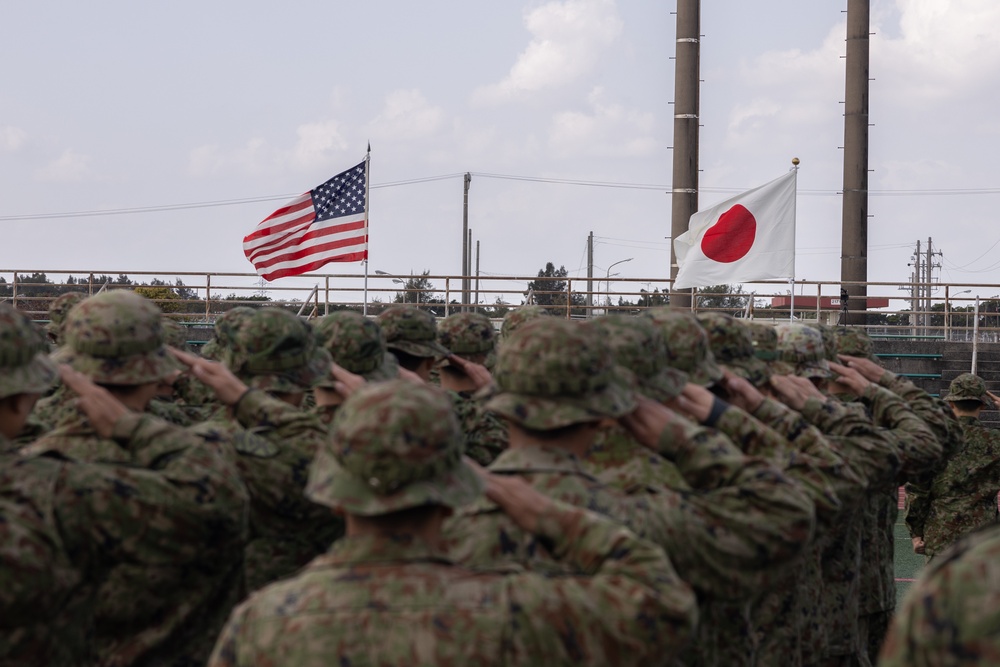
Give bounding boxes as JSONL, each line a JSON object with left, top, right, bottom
{"left": 906, "top": 373, "right": 1000, "bottom": 557}
{"left": 437, "top": 312, "right": 507, "bottom": 465}
{"left": 775, "top": 324, "right": 939, "bottom": 666}
{"left": 195, "top": 307, "right": 343, "bottom": 591}
{"left": 45, "top": 290, "right": 87, "bottom": 346}
{"left": 879, "top": 522, "right": 1000, "bottom": 666}
{"left": 209, "top": 380, "right": 698, "bottom": 667}
{"left": 377, "top": 305, "right": 450, "bottom": 359}
{"left": 832, "top": 327, "right": 947, "bottom": 662}
{"left": 444, "top": 318, "right": 815, "bottom": 667}
{"left": 499, "top": 304, "right": 550, "bottom": 343}
{"left": 581, "top": 315, "right": 689, "bottom": 492}
{"left": 22, "top": 291, "right": 183, "bottom": 463}
{"left": 311, "top": 310, "right": 398, "bottom": 426}
{"left": 703, "top": 316, "right": 863, "bottom": 666}
{"left": 645, "top": 307, "right": 725, "bottom": 386}
{"left": 0, "top": 302, "right": 248, "bottom": 667}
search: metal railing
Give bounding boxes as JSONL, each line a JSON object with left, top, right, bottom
{"left": 4, "top": 268, "right": 1000, "bottom": 342}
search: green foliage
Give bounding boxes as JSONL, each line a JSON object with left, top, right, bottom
{"left": 393, "top": 271, "right": 438, "bottom": 305}
{"left": 526, "top": 263, "right": 586, "bottom": 314}
{"left": 696, "top": 284, "right": 749, "bottom": 311}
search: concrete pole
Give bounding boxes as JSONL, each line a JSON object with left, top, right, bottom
{"left": 462, "top": 172, "right": 471, "bottom": 311}
{"left": 475, "top": 240, "right": 480, "bottom": 310}
{"left": 925, "top": 236, "right": 933, "bottom": 335}
{"left": 587, "top": 231, "right": 594, "bottom": 316}
{"left": 840, "top": 0, "right": 871, "bottom": 325}
{"left": 669, "top": 0, "right": 700, "bottom": 309}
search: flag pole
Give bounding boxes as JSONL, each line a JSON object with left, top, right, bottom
{"left": 363, "top": 144, "right": 371, "bottom": 316}
{"left": 789, "top": 158, "right": 800, "bottom": 321}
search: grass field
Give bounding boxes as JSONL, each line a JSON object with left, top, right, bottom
{"left": 894, "top": 513, "right": 924, "bottom": 607}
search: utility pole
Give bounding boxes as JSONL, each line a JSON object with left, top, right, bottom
{"left": 669, "top": 0, "right": 700, "bottom": 310}
{"left": 840, "top": 0, "right": 871, "bottom": 325}
{"left": 587, "top": 231, "right": 594, "bottom": 316}
{"left": 910, "top": 239, "right": 922, "bottom": 330}
{"left": 924, "top": 236, "right": 941, "bottom": 335}
{"left": 475, "top": 240, "right": 480, "bottom": 311}
{"left": 462, "top": 172, "right": 471, "bottom": 311}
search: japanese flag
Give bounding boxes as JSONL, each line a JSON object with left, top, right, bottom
{"left": 673, "top": 170, "right": 796, "bottom": 290}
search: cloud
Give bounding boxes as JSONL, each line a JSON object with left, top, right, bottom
{"left": 35, "top": 149, "right": 91, "bottom": 182}
{"left": 876, "top": 0, "right": 1000, "bottom": 99}
{"left": 548, "top": 87, "right": 656, "bottom": 157}
{"left": 291, "top": 119, "right": 348, "bottom": 170}
{"left": 368, "top": 89, "right": 445, "bottom": 142}
{"left": 0, "top": 125, "right": 27, "bottom": 151}
{"left": 472, "top": 0, "right": 623, "bottom": 105}
{"left": 188, "top": 138, "right": 269, "bottom": 177}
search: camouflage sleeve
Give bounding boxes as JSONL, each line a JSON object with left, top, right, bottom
{"left": 111, "top": 412, "right": 196, "bottom": 468}
{"left": 207, "top": 607, "right": 243, "bottom": 667}
{"left": 903, "top": 483, "right": 928, "bottom": 539}
{"left": 56, "top": 414, "right": 248, "bottom": 568}
{"left": 879, "top": 526, "right": 1000, "bottom": 667}
{"left": 860, "top": 384, "right": 942, "bottom": 479}
{"left": 632, "top": 417, "right": 816, "bottom": 597}
{"left": 233, "top": 389, "right": 327, "bottom": 453}
{"left": 800, "top": 396, "right": 901, "bottom": 488}
{"left": 507, "top": 500, "right": 698, "bottom": 666}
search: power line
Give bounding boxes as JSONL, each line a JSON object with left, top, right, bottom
{"left": 4, "top": 170, "right": 1000, "bottom": 222}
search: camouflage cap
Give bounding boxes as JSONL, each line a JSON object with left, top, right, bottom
{"left": 588, "top": 315, "right": 687, "bottom": 402}
{"left": 202, "top": 306, "right": 257, "bottom": 361}
{"left": 313, "top": 311, "right": 398, "bottom": 383}
{"left": 746, "top": 321, "right": 779, "bottom": 361}
{"left": 0, "top": 303, "right": 58, "bottom": 400}
{"left": 943, "top": 373, "right": 994, "bottom": 408}
{"left": 437, "top": 312, "right": 496, "bottom": 369}
{"left": 644, "top": 307, "right": 724, "bottom": 387}
{"left": 773, "top": 323, "right": 832, "bottom": 380}
{"left": 160, "top": 316, "right": 191, "bottom": 352}
{"left": 697, "top": 312, "right": 770, "bottom": 387}
{"left": 52, "top": 290, "right": 179, "bottom": 385}
{"left": 486, "top": 318, "right": 635, "bottom": 430}
{"left": 377, "top": 306, "right": 450, "bottom": 359}
{"left": 45, "top": 291, "right": 87, "bottom": 344}
{"left": 306, "top": 380, "right": 483, "bottom": 515}
{"left": 227, "top": 307, "right": 332, "bottom": 394}
{"left": 806, "top": 322, "right": 839, "bottom": 362}
{"left": 500, "top": 305, "right": 551, "bottom": 342}
{"left": 835, "top": 327, "right": 877, "bottom": 361}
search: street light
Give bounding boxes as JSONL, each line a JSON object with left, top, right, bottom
{"left": 604, "top": 258, "right": 633, "bottom": 313}
{"left": 946, "top": 289, "right": 973, "bottom": 341}
{"left": 375, "top": 269, "right": 408, "bottom": 304}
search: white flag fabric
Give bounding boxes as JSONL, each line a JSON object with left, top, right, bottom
{"left": 673, "top": 171, "right": 796, "bottom": 290}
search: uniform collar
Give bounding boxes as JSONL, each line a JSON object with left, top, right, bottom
{"left": 318, "top": 533, "right": 453, "bottom": 567}
{"left": 489, "top": 445, "right": 596, "bottom": 480}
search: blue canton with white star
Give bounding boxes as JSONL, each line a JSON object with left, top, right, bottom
{"left": 310, "top": 161, "right": 367, "bottom": 221}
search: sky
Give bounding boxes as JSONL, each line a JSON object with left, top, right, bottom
{"left": 3, "top": 0, "right": 1000, "bottom": 308}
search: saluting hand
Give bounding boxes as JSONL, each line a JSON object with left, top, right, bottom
{"left": 58, "top": 365, "right": 128, "bottom": 438}
{"left": 168, "top": 347, "right": 248, "bottom": 405}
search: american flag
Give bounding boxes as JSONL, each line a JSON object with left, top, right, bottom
{"left": 243, "top": 159, "right": 368, "bottom": 281}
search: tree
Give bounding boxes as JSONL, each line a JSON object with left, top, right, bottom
{"left": 393, "top": 270, "right": 438, "bottom": 306}
{"left": 696, "top": 284, "right": 749, "bottom": 312}
{"left": 525, "top": 263, "right": 585, "bottom": 313}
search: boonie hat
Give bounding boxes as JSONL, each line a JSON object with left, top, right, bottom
{"left": 306, "top": 380, "right": 483, "bottom": 515}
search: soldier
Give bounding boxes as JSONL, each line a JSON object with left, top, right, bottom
{"left": 437, "top": 312, "right": 507, "bottom": 465}
{"left": 22, "top": 290, "right": 184, "bottom": 462}
{"left": 377, "top": 305, "right": 450, "bottom": 381}
{"left": 191, "top": 306, "right": 343, "bottom": 591}
{"left": 645, "top": 307, "right": 725, "bottom": 387}
{"left": 773, "top": 323, "right": 939, "bottom": 667}
{"left": 443, "top": 317, "right": 816, "bottom": 667}
{"left": 580, "top": 315, "right": 690, "bottom": 492}
{"left": 208, "top": 379, "right": 698, "bottom": 666}
{"left": 311, "top": 310, "right": 398, "bottom": 426}
{"left": 904, "top": 373, "right": 1000, "bottom": 559}
{"left": 0, "top": 302, "right": 248, "bottom": 666}
{"left": 44, "top": 290, "right": 87, "bottom": 347}
{"left": 879, "top": 522, "right": 1000, "bottom": 666}
{"left": 499, "top": 304, "right": 550, "bottom": 343}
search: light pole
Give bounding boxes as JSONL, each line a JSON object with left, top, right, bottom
{"left": 604, "top": 258, "right": 633, "bottom": 314}
{"left": 375, "top": 270, "right": 409, "bottom": 305}
{"left": 947, "top": 289, "right": 972, "bottom": 341}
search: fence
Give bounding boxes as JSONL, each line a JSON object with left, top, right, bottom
{"left": 4, "top": 268, "right": 1000, "bottom": 341}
